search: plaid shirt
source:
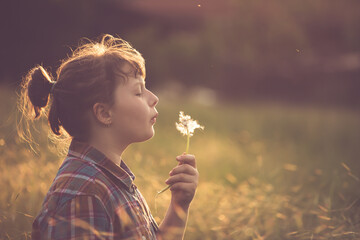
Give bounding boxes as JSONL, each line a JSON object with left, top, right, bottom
{"left": 32, "top": 139, "right": 159, "bottom": 240}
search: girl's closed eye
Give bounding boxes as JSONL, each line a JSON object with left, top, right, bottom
{"left": 135, "top": 86, "right": 143, "bottom": 96}
{"left": 136, "top": 85, "right": 145, "bottom": 96}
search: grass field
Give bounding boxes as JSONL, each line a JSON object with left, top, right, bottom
{"left": 1, "top": 86, "right": 360, "bottom": 239}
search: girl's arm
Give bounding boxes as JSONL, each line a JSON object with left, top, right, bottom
{"left": 158, "top": 154, "right": 199, "bottom": 240}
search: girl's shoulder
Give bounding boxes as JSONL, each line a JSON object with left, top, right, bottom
{"left": 45, "top": 157, "right": 110, "bottom": 203}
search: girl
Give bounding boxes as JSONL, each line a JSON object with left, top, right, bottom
{"left": 19, "top": 35, "right": 199, "bottom": 239}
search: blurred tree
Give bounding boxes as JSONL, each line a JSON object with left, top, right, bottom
{"left": 1, "top": 0, "right": 359, "bottom": 107}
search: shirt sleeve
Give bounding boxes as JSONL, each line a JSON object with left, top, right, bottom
{"left": 46, "top": 195, "right": 113, "bottom": 240}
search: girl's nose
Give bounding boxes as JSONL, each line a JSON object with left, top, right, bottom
{"left": 150, "top": 91, "right": 159, "bottom": 107}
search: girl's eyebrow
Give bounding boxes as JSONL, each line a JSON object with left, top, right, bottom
{"left": 133, "top": 80, "right": 145, "bottom": 88}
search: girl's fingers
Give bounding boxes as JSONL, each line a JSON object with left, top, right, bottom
{"left": 170, "top": 164, "right": 198, "bottom": 176}
{"left": 165, "top": 173, "right": 197, "bottom": 185}
{"left": 170, "top": 182, "right": 197, "bottom": 193}
{"left": 176, "top": 154, "right": 196, "bottom": 168}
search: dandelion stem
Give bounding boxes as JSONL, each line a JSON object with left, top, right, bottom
{"left": 157, "top": 185, "right": 171, "bottom": 195}
{"left": 185, "top": 129, "right": 190, "bottom": 154}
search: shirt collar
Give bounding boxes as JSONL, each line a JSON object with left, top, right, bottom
{"left": 67, "top": 139, "right": 135, "bottom": 192}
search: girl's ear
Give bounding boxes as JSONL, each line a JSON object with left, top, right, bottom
{"left": 92, "top": 103, "right": 112, "bottom": 126}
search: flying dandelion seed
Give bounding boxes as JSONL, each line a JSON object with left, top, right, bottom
{"left": 341, "top": 162, "right": 351, "bottom": 172}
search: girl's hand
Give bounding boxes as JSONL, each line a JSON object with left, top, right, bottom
{"left": 165, "top": 153, "right": 199, "bottom": 209}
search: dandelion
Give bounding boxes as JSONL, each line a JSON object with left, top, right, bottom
{"left": 157, "top": 111, "right": 204, "bottom": 195}
{"left": 176, "top": 111, "right": 204, "bottom": 153}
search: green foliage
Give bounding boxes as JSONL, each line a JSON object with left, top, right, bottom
{"left": 1, "top": 88, "right": 360, "bottom": 239}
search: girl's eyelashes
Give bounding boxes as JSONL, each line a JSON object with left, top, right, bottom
{"left": 135, "top": 85, "right": 146, "bottom": 96}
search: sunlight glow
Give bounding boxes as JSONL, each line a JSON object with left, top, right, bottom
{"left": 93, "top": 43, "right": 106, "bottom": 55}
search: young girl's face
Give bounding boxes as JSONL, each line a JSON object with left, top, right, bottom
{"left": 109, "top": 66, "right": 159, "bottom": 145}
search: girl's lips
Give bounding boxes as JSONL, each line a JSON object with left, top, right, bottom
{"left": 150, "top": 117, "right": 156, "bottom": 124}
{"left": 150, "top": 113, "right": 158, "bottom": 124}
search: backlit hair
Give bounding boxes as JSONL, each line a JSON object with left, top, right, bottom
{"left": 18, "top": 34, "right": 145, "bottom": 150}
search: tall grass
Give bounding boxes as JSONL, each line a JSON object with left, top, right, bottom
{"left": 1, "top": 87, "right": 360, "bottom": 239}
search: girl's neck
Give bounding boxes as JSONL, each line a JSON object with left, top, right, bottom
{"left": 87, "top": 135, "right": 128, "bottom": 166}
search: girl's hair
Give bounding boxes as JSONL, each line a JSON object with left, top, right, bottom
{"left": 18, "top": 34, "right": 145, "bottom": 148}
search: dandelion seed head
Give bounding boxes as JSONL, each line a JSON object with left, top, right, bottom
{"left": 176, "top": 111, "right": 204, "bottom": 136}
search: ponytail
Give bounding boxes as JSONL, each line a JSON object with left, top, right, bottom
{"left": 26, "top": 66, "right": 54, "bottom": 118}
{"left": 17, "top": 65, "right": 63, "bottom": 151}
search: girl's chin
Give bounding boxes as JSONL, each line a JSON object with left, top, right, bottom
{"left": 134, "top": 129, "right": 155, "bottom": 143}
{"left": 146, "top": 129, "right": 155, "bottom": 140}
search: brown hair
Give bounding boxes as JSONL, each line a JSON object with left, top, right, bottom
{"left": 18, "top": 34, "right": 145, "bottom": 148}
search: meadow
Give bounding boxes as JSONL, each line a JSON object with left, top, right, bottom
{"left": 0, "top": 86, "right": 360, "bottom": 239}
